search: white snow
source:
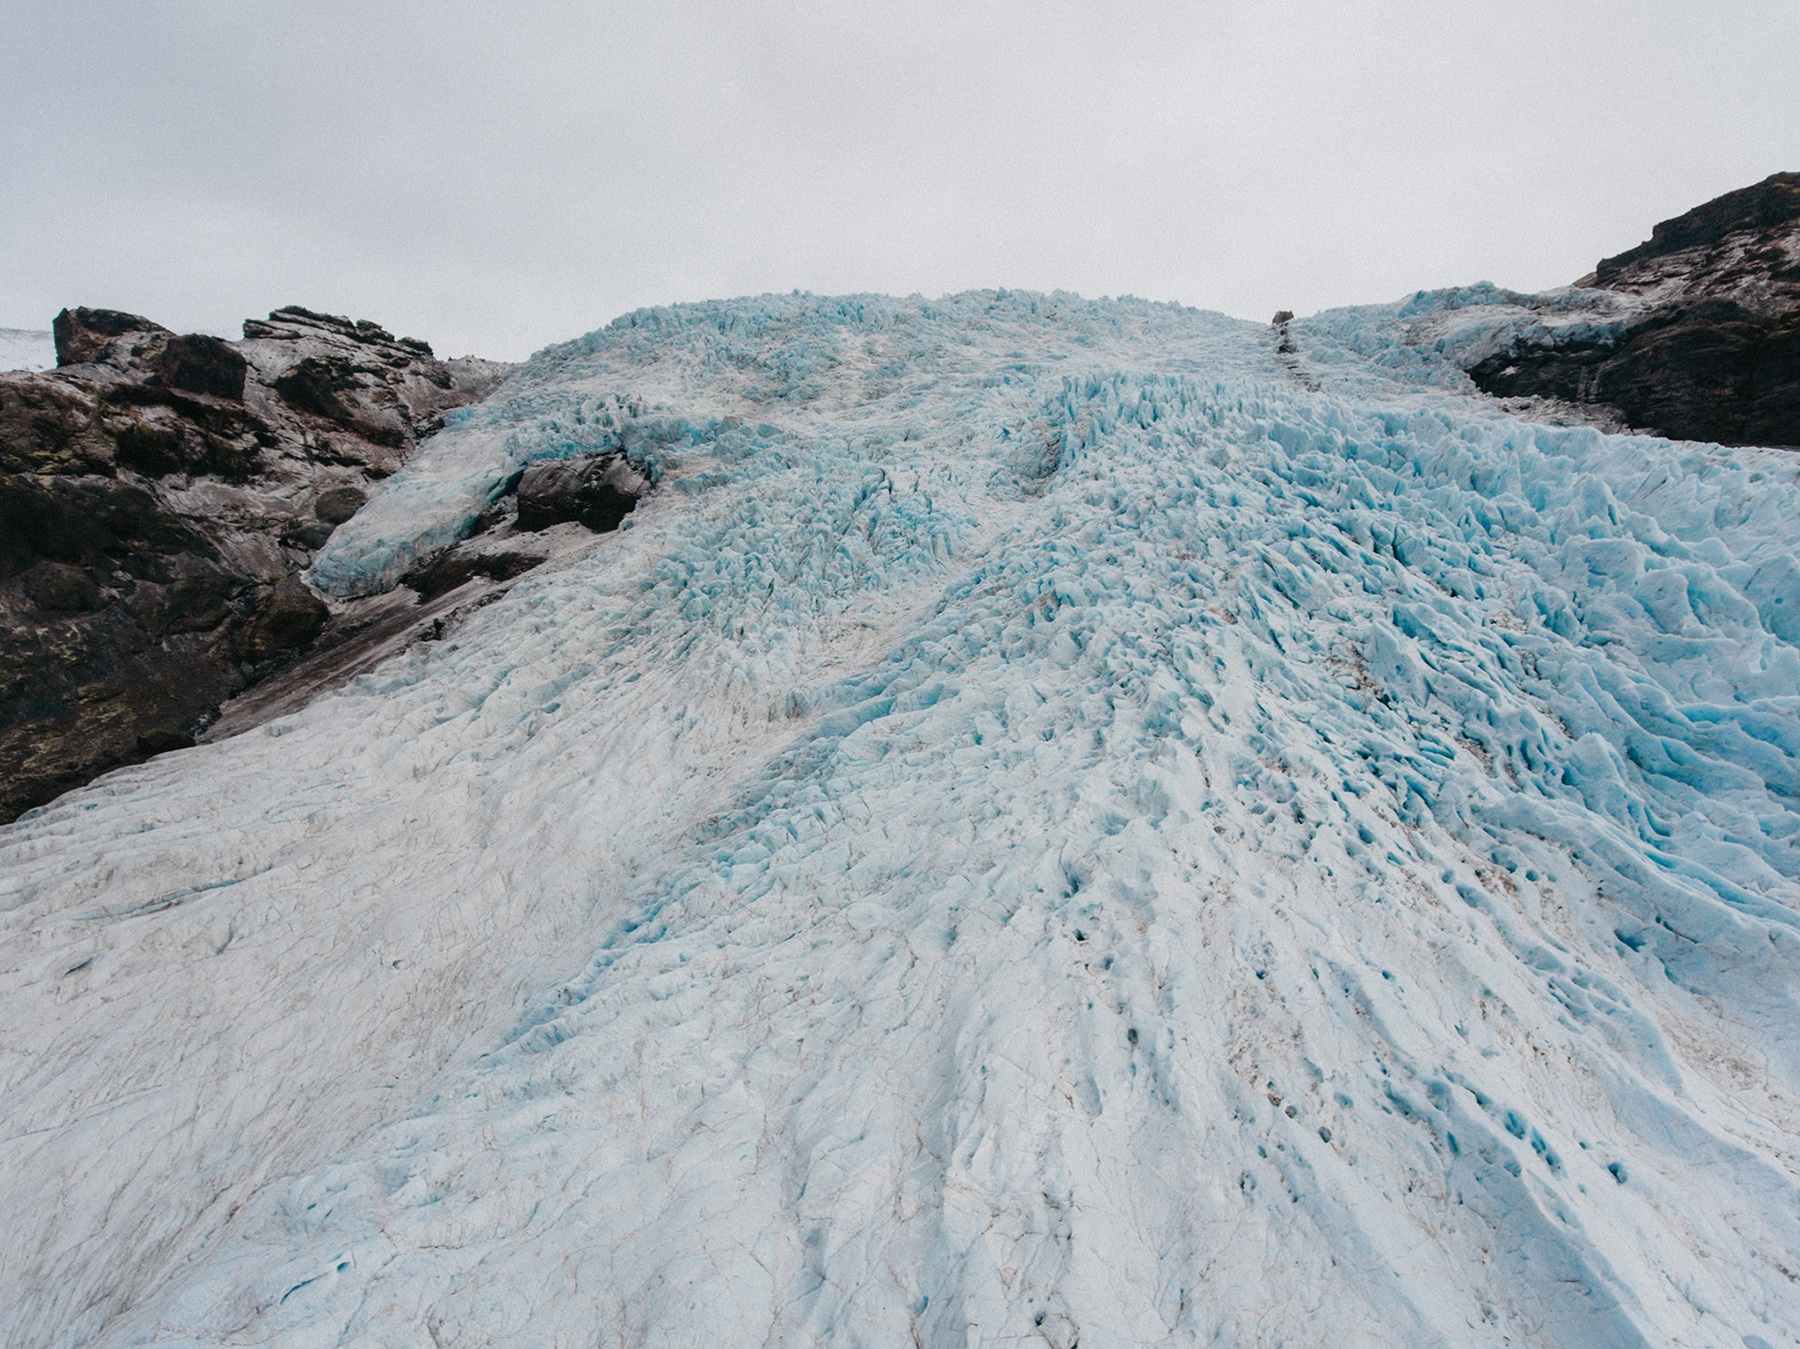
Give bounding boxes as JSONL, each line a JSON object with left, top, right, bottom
{"left": 0, "top": 326, "right": 55, "bottom": 372}
{"left": 5, "top": 289, "right": 1800, "bottom": 1347}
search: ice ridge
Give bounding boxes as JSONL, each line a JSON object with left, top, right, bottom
{"left": 4, "top": 289, "right": 1800, "bottom": 1347}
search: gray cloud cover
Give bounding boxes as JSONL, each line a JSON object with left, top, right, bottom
{"left": 3, "top": 0, "right": 1796, "bottom": 360}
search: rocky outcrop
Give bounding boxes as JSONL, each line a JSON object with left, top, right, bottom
{"left": 515, "top": 452, "right": 650, "bottom": 533}
{"left": 204, "top": 465, "right": 650, "bottom": 747}
{"left": 51, "top": 307, "right": 170, "bottom": 367}
{"left": 1470, "top": 172, "right": 1800, "bottom": 447}
{"left": 0, "top": 305, "right": 512, "bottom": 821}
{"left": 1590, "top": 173, "right": 1800, "bottom": 286}
{"left": 240, "top": 306, "right": 506, "bottom": 455}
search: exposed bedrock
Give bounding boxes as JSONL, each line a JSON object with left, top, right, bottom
{"left": 0, "top": 305, "right": 514, "bottom": 821}
{"left": 1468, "top": 172, "right": 1800, "bottom": 447}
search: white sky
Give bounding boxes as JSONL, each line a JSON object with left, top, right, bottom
{"left": 3, "top": 1, "right": 1797, "bottom": 361}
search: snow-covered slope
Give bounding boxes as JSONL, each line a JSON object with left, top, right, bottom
{"left": 0, "top": 326, "right": 55, "bottom": 371}
{"left": 5, "top": 290, "right": 1800, "bottom": 1348}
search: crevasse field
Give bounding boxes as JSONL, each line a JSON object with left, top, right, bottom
{"left": 6, "top": 289, "right": 1800, "bottom": 1348}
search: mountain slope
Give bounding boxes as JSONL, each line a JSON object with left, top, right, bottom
{"left": 3, "top": 290, "right": 1799, "bottom": 1348}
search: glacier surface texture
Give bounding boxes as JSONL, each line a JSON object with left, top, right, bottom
{"left": 6, "top": 290, "right": 1800, "bottom": 1348}
{"left": 0, "top": 326, "right": 55, "bottom": 373}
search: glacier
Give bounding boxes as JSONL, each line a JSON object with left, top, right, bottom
{"left": 0, "top": 326, "right": 55, "bottom": 372}
{"left": 5, "top": 288, "right": 1800, "bottom": 1347}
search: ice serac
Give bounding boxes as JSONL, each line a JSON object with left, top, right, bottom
{"left": 3, "top": 289, "right": 1800, "bottom": 1347}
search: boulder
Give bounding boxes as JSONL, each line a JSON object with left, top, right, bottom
{"left": 24, "top": 562, "right": 101, "bottom": 612}
{"left": 401, "top": 547, "right": 548, "bottom": 602}
{"left": 281, "top": 520, "right": 338, "bottom": 551}
{"left": 515, "top": 453, "right": 649, "bottom": 533}
{"left": 246, "top": 585, "right": 329, "bottom": 659}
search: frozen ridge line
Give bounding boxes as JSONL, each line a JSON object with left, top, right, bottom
{"left": 3, "top": 288, "right": 1800, "bottom": 1347}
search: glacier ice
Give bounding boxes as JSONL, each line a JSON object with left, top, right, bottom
{"left": 0, "top": 326, "right": 56, "bottom": 373}
{"left": 5, "top": 289, "right": 1800, "bottom": 1347}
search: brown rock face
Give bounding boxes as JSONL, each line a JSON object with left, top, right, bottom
{"left": 244, "top": 305, "right": 504, "bottom": 459}
{"left": 1751, "top": 311, "right": 1800, "bottom": 446}
{"left": 23, "top": 563, "right": 102, "bottom": 612}
{"left": 1469, "top": 172, "right": 1800, "bottom": 448}
{"left": 314, "top": 485, "right": 367, "bottom": 524}
{"left": 0, "top": 304, "right": 514, "bottom": 822}
{"left": 245, "top": 585, "right": 330, "bottom": 658}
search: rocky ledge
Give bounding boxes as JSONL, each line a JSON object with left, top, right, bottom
{"left": 0, "top": 304, "right": 513, "bottom": 821}
{"left": 1470, "top": 171, "right": 1800, "bottom": 447}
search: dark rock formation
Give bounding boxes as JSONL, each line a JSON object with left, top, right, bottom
{"left": 400, "top": 547, "right": 550, "bottom": 602}
{"left": 245, "top": 584, "right": 331, "bottom": 659}
{"left": 1272, "top": 311, "right": 1297, "bottom": 356}
{"left": 1592, "top": 174, "right": 1800, "bottom": 285}
{"left": 244, "top": 306, "right": 497, "bottom": 457}
{"left": 0, "top": 304, "right": 513, "bottom": 822}
{"left": 157, "top": 334, "right": 248, "bottom": 400}
{"left": 1470, "top": 172, "right": 1800, "bottom": 447}
{"left": 52, "top": 307, "right": 170, "bottom": 366}
{"left": 23, "top": 563, "right": 101, "bottom": 613}
{"left": 515, "top": 452, "right": 650, "bottom": 533}
{"left": 136, "top": 727, "right": 194, "bottom": 755}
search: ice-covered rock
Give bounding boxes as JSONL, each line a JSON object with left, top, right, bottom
{"left": 4, "top": 287, "right": 1800, "bottom": 1347}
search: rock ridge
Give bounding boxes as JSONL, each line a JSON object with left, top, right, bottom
{"left": 1469, "top": 171, "right": 1800, "bottom": 447}
{"left": 0, "top": 304, "right": 513, "bottom": 821}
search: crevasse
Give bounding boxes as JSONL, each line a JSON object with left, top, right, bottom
{"left": 4, "top": 289, "right": 1799, "bottom": 1348}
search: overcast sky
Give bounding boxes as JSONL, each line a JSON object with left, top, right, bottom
{"left": 3, "top": 1, "right": 1797, "bottom": 361}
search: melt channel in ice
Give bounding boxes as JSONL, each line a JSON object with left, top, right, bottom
{"left": 5, "top": 288, "right": 1800, "bottom": 1348}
